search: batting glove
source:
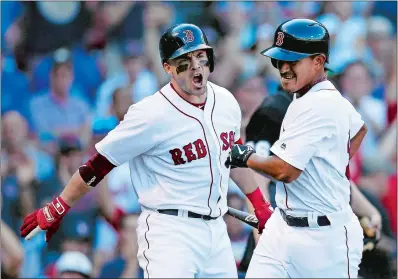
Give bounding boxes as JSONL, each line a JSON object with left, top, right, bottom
{"left": 20, "top": 196, "right": 70, "bottom": 242}
{"left": 225, "top": 144, "right": 256, "bottom": 169}
{"left": 246, "top": 187, "right": 273, "bottom": 234}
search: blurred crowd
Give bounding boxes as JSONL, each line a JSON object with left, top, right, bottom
{"left": 1, "top": 1, "right": 396, "bottom": 278}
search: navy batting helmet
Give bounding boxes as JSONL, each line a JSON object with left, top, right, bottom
{"left": 159, "top": 23, "right": 215, "bottom": 72}
{"left": 261, "top": 18, "right": 330, "bottom": 68}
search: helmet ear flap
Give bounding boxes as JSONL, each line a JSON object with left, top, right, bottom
{"left": 271, "top": 58, "right": 278, "bottom": 68}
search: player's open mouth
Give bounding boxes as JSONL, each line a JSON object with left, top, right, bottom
{"left": 192, "top": 73, "right": 203, "bottom": 87}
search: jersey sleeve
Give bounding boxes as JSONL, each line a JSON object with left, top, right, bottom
{"left": 95, "top": 103, "right": 159, "bottom": 166}
{"left": 270, "top": 107, "right": 336, "bottom": 170}
{"left": 344, "top": 98, "right": 364, "bottom": 139}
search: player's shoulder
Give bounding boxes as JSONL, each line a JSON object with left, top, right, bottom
{"left": 299, "top": 81, "right": 344, "bottom": 111}
{"left": 208, "top": 81, "right": 240, "bottom": 108}
{"left": 124, "top": 90, "right": 165, "bottom": 120}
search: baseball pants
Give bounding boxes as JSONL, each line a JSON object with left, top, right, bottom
{"left": 136, "top": 209, "right": 238, "bottom": 278}
{"left": 246, "top": 207, "right": 363, "bottom": 278}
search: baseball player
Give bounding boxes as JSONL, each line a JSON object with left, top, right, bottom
{"left": 225, "top": 19, "right": 368, "bottom": 278}
{"left": 238, "top": 86, "right": 382, "bottom": 274}
{"left": 20, "top": 23, "right": 272, "bottom": 278}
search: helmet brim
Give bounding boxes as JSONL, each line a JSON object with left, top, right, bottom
{"left": 261, "top": 46, "right": 331, "bottom": 70}
{"left": 260, "top": 46, "right": 312, "bottom": 63}
{"left": 168, "top": 44, "right": 213, "bottom": 60}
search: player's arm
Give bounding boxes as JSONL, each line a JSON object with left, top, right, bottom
{"left": 21, "top": 103, "right": 159, "bottom": 242}
{"left": 344, "top": 97, "right": 367, "bottom": 159}
{"left": 20, "top": 152, "right": 116, "bottom": 242}
{"left": 350, "top": 180, "right": 381, "bottom": 228}
{"left": 237, "top": 170, "right": 271, "bottom": 242}
{"left": 61, "top": 153, "right": 116, "bottom": 205}
{"left": 230, "top": 138, "right": 274, "bottom": 234}
{"left": 226, "top": 144, "right": 302, "bottom": 183}
{"left": 248, "top": 154, "right": 301, "bottom": 183}
{"left": 349, "top": 123, "right": 367, "bottom": 159}
{"left": 226, "top": 106, "right": 333, "bottom": 183}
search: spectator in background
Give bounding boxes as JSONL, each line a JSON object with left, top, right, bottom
{"left": 142, "top": 2, "right": 176, "bottom": 85}
{"left": 94, "top": 87, "right": 140, "bottom": 277}
{"left": 339, "top": 60, "right": 387, "bottom": 158}
{"left": 55, "top": 251, "right": 93, "bottom": 279}
{"left": 357, "top": 155, "right": 397, "bottom": 278}
{"left": 2, "top": 111, "right": 55, "bottom": 182}
{"left": 95, "top": 41, "right": 157, "bottom": 120}
{"left": 1, "top": 52, "right": 32, "bottom": 126}
{"left": 1, "top": 220, "right": 24, "bottom": 279}
{"left": 13, "top": 1, "right": 94, "bottom": 71}
{"left": 1, "top": 111, "right": 55, "bottom": 234}
{"left": 30, "top": 46, "right": 105, "bottom": 106}
{"left": 29, "top": 50, "right": 92, "bottom": 152}
{"left": 232, "top": 75, "right": 268, "bottom": 142}
{"left": 225, "top": 193, "right": 250, "bottom": 271}
{"left": 365, "top": 15, "right": 396, "bottom": 100}
{"left": 1, "top": 1, "right": 24, "bottom": 53}
{"left": 99, "top": 215, "right": 142, "bottom": 278}
{"left": 40, "top": 136, "right": 98, "bottom": 277}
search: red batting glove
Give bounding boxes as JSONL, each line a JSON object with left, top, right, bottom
{"left": 20, "top": 196, "right": 70, "bottom": 242}
{"left": 246, "top": 187, "right": 273, "bottom": 234}
{"left": 105, "top": 206, "right": 126, "bottom": 232}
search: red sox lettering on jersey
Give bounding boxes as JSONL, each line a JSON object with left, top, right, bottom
{"left": 95, "top": 81, "right": 241, "bottom": 217}
{"left": 169, "top": 132, "right": 235, "bottom": 165}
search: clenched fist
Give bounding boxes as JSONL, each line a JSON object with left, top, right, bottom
{"left": 20, "top": 196, "right": 70, "bottom": 242}
{"left": 225, "top": 144, "right": 256, "bottom": 169}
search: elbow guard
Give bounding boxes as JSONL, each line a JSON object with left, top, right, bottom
{"left": 78, "top": 153, "right": 116, "bottom": 187}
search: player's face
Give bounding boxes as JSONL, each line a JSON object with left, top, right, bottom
{"left": 51, "top": 64, "right": 74, "bottom": 96}
{"left": 165, "top": 50, "right": 210, "bottom": 96}
{"left": 276, "top": 55, "right": 325, "bottom": 93}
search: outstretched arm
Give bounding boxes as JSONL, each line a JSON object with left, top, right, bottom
{"left": 20, "top": 153, "right": 116, "bottom": 242}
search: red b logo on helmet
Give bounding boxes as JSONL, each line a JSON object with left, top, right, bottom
{"left": 275, "top": 32, "right": 284, "bottom": 46}
{"left": 183, "top": 30, "right": 194, "bottom": 43}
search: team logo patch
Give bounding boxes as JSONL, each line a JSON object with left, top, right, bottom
{"left": 183, "top": 30, "right": 194, "bottom": 43}
{"left": 43, "top": 206, "right": 54, "bottom": 222}
{"left": 275, "top": 32, "right": 284, "bottom": 46}
{"left": 281, "top": 143, "right": 286, "bottom": 150}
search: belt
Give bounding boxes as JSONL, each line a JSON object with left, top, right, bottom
{"left": 157, "top": 209, "right": 218, "bottom": 221}
{"left": 279, "top": 209, "right": 330, "bottom": 227}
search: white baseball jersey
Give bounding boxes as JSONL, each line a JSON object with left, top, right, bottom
{"left": 95, "top": 81, "right": 241, "bottom": 217}
{"left": 270, "top": 80, "right": 364, "bottom": 215}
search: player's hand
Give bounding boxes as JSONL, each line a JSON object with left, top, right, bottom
{"left": 225, "top": 144, "right": 256, "bottom": 169}
{"left": 20, "top": 196, "right": 70, "bottom": 242}
{"left": 254, "top": 204, "right": 274, "bottom": 234}
{"left": 246, "top": 187, "right": 273, "bottom": 234}
{"left": 360, "top": 215, "right": 381, "bottom": 252}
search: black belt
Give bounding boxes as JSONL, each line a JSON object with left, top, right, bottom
{"left": 157, "top": 209, "right": 218, "bottom": 221}
{"left": 279, "top": 209, "right": 330, "bottom": 227}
